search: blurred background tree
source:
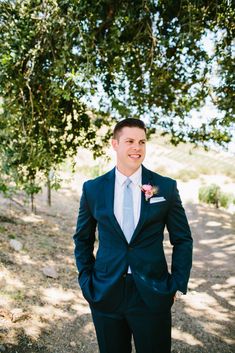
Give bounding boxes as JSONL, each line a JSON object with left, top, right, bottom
{"left": 0, "top": 0, "right": 234, "bottom": 207}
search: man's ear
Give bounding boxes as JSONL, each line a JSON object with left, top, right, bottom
{"left": 111, "top": 138, "right": 118, "bottom": 151}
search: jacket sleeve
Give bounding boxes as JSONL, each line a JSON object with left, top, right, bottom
{"left": 73, "top": 182, "right": 97, "bottom": 287}
{"left": 166, "top": 180, "right": 193, "bottom": 294}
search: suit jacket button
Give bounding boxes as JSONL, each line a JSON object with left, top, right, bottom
{"left": 123, "top": 274, "right": 127, "bottom": 278}
{"left": 129, "top": 246, "right": 133, "bottom": 251}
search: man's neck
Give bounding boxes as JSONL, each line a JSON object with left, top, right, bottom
{"left": 116, "top": 165, "right": 142, "bottom": 177}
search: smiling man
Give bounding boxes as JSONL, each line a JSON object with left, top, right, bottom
{"left": 73, "top": 118, "right": 193, "bottom": 353}
{"left": 111, "top": 123, "right": 146, "bottom": 175}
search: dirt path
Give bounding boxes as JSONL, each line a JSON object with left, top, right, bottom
{"left": 0, "top": 187, "right": 234, "bottom": 353}
{"left": 170, "top": 202, "right": 235, "bottom": 353}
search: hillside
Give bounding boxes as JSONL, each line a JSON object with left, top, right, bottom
{"left": 150, "top": 135, "right": 235, "bottom": 180}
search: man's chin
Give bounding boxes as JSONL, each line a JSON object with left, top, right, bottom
{"left": 128, "top": 160, "right": 142, "bottom": 171}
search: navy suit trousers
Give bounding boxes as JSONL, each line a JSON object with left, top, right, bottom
{"left": 91, "top": 274, "right": 171, "bottom": 353}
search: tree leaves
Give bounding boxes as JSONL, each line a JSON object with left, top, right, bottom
{"left": 0, "top": 0, "right": 234, "bottom": 201}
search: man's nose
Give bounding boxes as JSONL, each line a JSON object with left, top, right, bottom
{"left": 132, "top": 143, "right": 140, "bottom": 150}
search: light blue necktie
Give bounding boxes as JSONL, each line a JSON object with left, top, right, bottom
{"left": 122, "top": 178, "right": 135, "bottom": 243}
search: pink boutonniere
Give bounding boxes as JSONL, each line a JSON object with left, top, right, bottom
{"left": 140, "top": 184, "right": 158, "bottom": 201}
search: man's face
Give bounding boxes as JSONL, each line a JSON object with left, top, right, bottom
{"left": 112, "top": 127, "right": 146, "bottom": 176}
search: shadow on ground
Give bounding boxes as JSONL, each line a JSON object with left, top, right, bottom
{"left": 1, "top": 199, "right": 234, "bottom": 353}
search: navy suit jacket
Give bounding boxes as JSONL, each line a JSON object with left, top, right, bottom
{"left": 73, "top": 165, "right": 193, "bottom": 313}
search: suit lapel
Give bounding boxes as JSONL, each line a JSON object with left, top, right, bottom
{"left": 104, "top": 168, "right": 127, "bottom": 242}
{"left": 130, "top": 165, "right": 153, "bottom": 243}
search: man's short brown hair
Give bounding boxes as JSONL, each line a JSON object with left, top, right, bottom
{"left": 113, "top": 118, "right": 146, "bottom": 140}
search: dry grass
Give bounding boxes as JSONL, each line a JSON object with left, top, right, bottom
{"left": 0, "top": 180, "right": 234, "bottom": 353}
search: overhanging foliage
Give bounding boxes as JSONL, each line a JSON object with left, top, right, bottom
{"left": 0, "top": 0, "right": 234, "bottom": 202}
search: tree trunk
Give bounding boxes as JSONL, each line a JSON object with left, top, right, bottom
{"left": 31, "top": 193, "right": 35, "bottom": 213}
{"left": 47, "top": 176, "right": 51, "bottom": 207}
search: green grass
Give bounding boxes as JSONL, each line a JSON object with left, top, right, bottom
{"left": 8, "top": 233, "right": 16, "bottom": 239}
{"left": 0, "top": 225, "right": 6, "bottom": 232}
{"left": 11, "top": 290, "right": 26, "bottom": 301}
{"left": 0, "top": 289, "right": 26, "bottom": 302}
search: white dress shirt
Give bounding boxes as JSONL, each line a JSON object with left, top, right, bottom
{"left": 114, "top": 166, "right": 142, "bottom": 239}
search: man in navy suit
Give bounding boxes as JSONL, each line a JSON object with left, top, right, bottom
{"left": 73, "top": 118, "right": 193, "bottom": 353}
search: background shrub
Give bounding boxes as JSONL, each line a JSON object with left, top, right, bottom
{"left": 172, "top": 169, "right": 199, "bottom": 182}
{"left": 219, "top": 192, "right": 233, "bottom": 208}
{"left": 198, "top": 184, "right": 234, "bottom": 209}
{"left": 199, "top": 184, "right": 221, "bottom": 208}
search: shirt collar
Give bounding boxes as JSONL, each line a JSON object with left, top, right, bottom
{"left": 115, "top": 166, "right": 142, "bottom": 187}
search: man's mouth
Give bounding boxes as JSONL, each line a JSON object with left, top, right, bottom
{"left": 129, "top": 154, "right": 141, "bottom": 159}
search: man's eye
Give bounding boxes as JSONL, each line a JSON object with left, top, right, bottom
{"left": 140, "top": 141, "right": 145, "bottom": 145}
